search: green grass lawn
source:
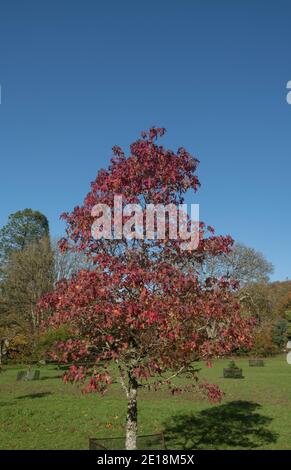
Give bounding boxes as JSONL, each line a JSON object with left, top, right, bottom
{"left": 0, "top": 356, "right": 290, "bottom": 450}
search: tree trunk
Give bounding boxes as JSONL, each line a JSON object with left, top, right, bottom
{"left": 125, "top": 376, "right": 138, "bottom": 450}
{"left": 0, "top": 339, "right": 5, "bottom": 366}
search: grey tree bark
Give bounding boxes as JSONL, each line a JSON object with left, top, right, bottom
{"left": 125, "top": 375, "right": 138, "bottom": 450}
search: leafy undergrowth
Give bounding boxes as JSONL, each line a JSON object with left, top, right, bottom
{"left": 0, "top": 356, "right": 290, "bottom": 449}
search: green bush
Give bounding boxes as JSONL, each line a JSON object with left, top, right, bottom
{"left": 272, "top": 319, "right": 288, "bottom": 349}
{"left": 37, "top": 326, "right": 73, "bottom": 359}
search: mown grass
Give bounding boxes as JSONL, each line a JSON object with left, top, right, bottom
{"left": 0, "top": 356, "right": 290, "bottom": 449}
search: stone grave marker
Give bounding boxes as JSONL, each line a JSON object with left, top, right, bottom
{"left": 16, "top": 370, "right": 40, "bottom": 381}
{"left": 223, "top": 361, "right": 243, "bottom": 379}
{"left": 249, "top": 359, "right": 265, "bottom": 367}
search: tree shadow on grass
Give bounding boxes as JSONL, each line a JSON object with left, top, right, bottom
{"left": 16, "top": 392, "right": 53, "bottom": 400}
{"left": 164, "top": 401, "right": 278, "bottom": 450}
{"left": 0, "top": 401, "right": 16, "bottom": 407}
{"left": 54, "top": 365, "right": 69, "bottom": 371}
{"left": 40, "top": 375, "right": 63, "bottom": 381}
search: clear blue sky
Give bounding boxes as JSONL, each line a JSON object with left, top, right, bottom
{"left": 0, "top": 0, "right": 290, "bottom": 280}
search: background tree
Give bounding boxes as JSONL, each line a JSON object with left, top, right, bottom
{"left": 202, "top": 244, "right": 274, "bottom": 339}
{"left": 239, "top": 282, "right": 274, "bottom": 322}
{"left": 276, "top": 290, "right": 291, "bottom": 317}
{"left": 52, "top": 239, "right": 93, "bottom": 282}
{"left": 0, "top": 209, "right": 51, "bottom": 361}
{"left": 1, "top": 237, "right": 54, "bottom": 346}
{"left": 251, "top": 321, "right": 278, "bottom": 357}
{"left": 0, "top": 209, "right": 49, "bottom": 268}
{"left": 39, "top": 128, "right": 254, "bottom": 450}
{"left": 238, "top": 281, "right": 291, "bottom": 356}
{"left": 263, "top": 281, "right": 291, "bottom": 317}
{"left": 202, "top": 243, "right": 274, "bottom": 287}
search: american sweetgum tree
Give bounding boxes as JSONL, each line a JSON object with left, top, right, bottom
{"left": 39, "top": 128, "right": 254, "bottom": 450}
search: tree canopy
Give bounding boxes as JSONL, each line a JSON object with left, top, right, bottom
{"left": 202, "top": 243, "right": 274, "bottom": 287}
{"left": 0, "top": 209, "right": 49, "bottom": 264}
